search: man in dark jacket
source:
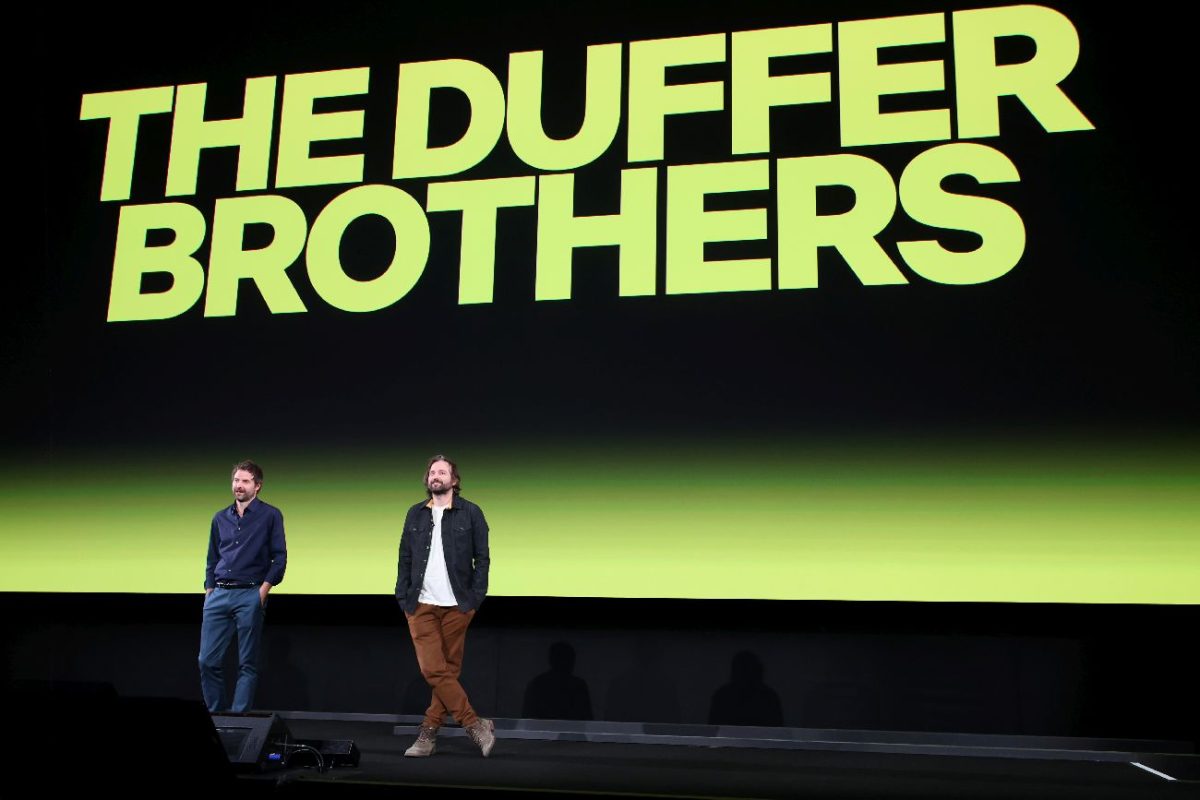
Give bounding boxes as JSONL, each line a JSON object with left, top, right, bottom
{"left": 396, "top": 454, "right": 494, "bottom": 757}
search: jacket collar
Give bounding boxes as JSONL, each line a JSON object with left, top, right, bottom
{"left": 425, "top": 495, "right": 455, "bottom": 510}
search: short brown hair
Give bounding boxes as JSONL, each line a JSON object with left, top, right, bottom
{"left": 232, "top": 459, "right": 264, "bottom": 486}
{"left": 425, "top": 454, "right": 461, "bottom": 496}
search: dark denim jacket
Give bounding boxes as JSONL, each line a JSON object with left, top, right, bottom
{"left": 395, "top": 495, "right": 490, "bottom": 614}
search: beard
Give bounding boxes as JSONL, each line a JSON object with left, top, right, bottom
{"left": 427, "top": 479, "right": 451, "bottom": 495}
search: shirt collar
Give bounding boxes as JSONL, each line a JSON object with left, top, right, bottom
{"left": 425, "top": 495, "right": 454, "bottom": 510}
{"left": 229, "top": 497, "right": 260, "bottom": 515}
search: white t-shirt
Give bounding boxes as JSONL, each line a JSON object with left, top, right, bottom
{"left": 419, "top": 505, "right": 459, "bottom": 607}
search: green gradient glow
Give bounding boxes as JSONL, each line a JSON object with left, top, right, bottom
{"left": 2, "top": 437, "right": 1196, "bottom": 603}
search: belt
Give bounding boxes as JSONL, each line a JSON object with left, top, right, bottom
{"left": 216, "top": 581, "right": 261, "bottom": 589}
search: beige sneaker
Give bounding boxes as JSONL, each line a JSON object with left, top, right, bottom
{"left": 404, "top": 725, "right": 438, "bottom": 757}
{"left": 465, "top": 718, "right": 495, "bottom": 757}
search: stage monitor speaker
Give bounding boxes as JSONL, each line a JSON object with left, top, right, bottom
{"left": 294, "top": 737, "right": 361, "bottom": 768}
{"left": 211, "top": 712, "right": 293, "bottom": 771}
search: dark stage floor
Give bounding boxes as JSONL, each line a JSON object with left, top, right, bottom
{"left": 235, "top": 718, "right": 1196, "bottom": 799}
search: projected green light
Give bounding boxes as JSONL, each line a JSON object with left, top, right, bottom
{"left": 2, "top": 437, "right": 1196, "bottom": 603}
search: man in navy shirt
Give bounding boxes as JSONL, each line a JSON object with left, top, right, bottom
{"left": 199, "top": 460, "right": 287, "bottom": 712}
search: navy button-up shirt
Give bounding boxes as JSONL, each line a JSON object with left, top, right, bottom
{"left": 205, "top": 497, "right": 287, "bottom": 589}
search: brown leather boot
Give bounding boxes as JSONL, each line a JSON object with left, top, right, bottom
{"left": 404, "top": 725, "right": 438, "bottom": 757}
{"left": 465, "top": 718, "right": 495, "bottom": 757}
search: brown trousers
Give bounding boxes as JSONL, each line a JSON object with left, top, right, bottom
{"left": 406, "top": 603, "right": 478, "bottom": 728}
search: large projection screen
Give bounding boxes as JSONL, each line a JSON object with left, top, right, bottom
{"left": 6, "top": 2, "right": 1197, "bottom": 602}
